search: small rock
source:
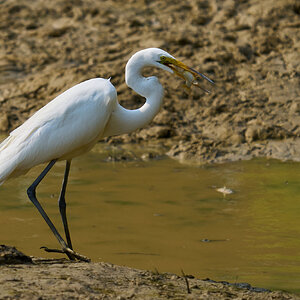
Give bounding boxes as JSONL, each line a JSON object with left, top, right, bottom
{"left": 245, "top": 125, "right": 267, "bottom": 143}
{"left": 245, "top": 126, "right": 257, "bottom": 143}
{"left": 230, "top": 132, "right": 245, "bottom": 145}
{"left": 46, "top": 18, "right": 72, "bottom": 38}
{"left": 0, "top": 245, "right": 32, "bottom": 264}
{"left": 141, "top": 152, "right": 158, "bottom": 161}
{"left": 238, "top": 43, "right": 253, "bottom": 61}
{"left": 290, "top": 102, "right": 300, "bottom": 113}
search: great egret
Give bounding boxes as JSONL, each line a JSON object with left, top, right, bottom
{"left": 0, "top": 48, "right": 213, "bottom": 261}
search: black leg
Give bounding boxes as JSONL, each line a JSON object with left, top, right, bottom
{"left": 27, "top": 160, "right": 69, "bottom": 250}
{"left": 27, "top": 159, "right": 90, "bottom": 262}
{"left": 58, "top": 160, "right": 73, "bottom": 250}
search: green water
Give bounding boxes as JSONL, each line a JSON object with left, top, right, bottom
{"left": 0, "top": 145, "right": 299, "bottom": 294}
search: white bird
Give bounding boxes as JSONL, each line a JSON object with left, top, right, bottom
{"left": 0, "top": 48, "right": 213, "bottom": 261}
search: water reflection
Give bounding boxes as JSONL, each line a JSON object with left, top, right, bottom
{"left": 0, "top": 144, "right": 299, "bottom": 294}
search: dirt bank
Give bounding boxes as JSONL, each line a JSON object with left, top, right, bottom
{"left": 0, "top": 0, "right": 300, "bottom": 164}
{"left": 0, "top": 246, "right": 298, "bottom": 300}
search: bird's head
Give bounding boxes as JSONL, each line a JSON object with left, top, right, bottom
{"left": 126, "top": 48, "right": 214, "bottom": 93}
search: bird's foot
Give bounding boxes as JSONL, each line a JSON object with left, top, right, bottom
{"left": 40, "top": 246, "right": 91, "bottom": 262}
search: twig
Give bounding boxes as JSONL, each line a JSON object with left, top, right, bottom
{"left": 153, "top": 267, "right": 160, "bottom": 275}
{"left": 181, "top": 269, "right": 191, "bottom": 294}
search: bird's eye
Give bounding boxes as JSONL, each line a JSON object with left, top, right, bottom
{"left": 159, "top": 56, "right": 170, "bottom": 65}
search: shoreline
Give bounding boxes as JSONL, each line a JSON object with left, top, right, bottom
{"left": 0, "top": 246, "right": 299, "bottom": 299}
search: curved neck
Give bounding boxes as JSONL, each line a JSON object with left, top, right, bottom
{"left": 103, "top": 59, "right": 164, "bottom": 137}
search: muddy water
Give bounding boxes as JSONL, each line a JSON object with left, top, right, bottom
{"left": 0, "top": 145, "right": 299, "bottom": 294}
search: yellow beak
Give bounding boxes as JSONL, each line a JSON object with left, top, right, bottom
{"left": 160, "top": 57, "right": 214, "bottom": 93}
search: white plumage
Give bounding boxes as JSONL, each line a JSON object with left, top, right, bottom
{"left": 0, "top": 78, "right": 116, "bottom": 182}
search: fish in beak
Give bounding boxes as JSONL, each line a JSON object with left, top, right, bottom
{"left": 160, "top": 56, "right": 214, "bottom": 93}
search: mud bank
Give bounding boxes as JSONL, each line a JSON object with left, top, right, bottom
{"left": 0, "top": 0, "right": 300, "bottom": 164}
{"left": 0, "top": 246, "right": 298, "bottom": 300}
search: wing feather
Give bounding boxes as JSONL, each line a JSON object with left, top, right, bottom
{"left": 0, "top": 78, "right": 117, "bottom": 182}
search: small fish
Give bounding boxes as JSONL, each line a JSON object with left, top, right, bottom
{"left": 183, "top": 70, "right": 195, "bottom": 88}
{"left": 183, "top": 70, "right": 212, "bottom": 93}
{"left": 216, "top": 186, "right": 234, "bottom": 195}
{"left": 171, "top": 64, "right": 214, "bottom": 93}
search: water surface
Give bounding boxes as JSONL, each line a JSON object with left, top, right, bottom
{"left": 0, "top": 146, "right": 299, "bottom": 294}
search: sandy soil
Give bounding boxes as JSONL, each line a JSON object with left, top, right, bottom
{"left": 0, "top": 246, "right": 299, "bottom": 299}
{"left": 1, "top": 0, "right": 300, "bottom": 298}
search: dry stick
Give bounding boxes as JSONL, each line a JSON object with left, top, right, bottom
{"left": 181, "top": 269, "right": 191, "bottom": 294}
